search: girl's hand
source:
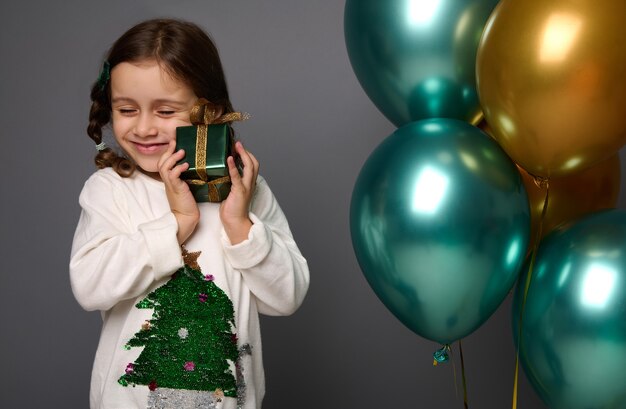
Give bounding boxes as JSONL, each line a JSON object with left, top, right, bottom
{"left": 158, "top": 140, "right": 200, "bottom": 244}
{"left": 220, "top": 141, "right": 259, "bottom": 244}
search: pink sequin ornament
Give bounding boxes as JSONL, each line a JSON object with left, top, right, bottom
{"left": 125, "top": 363, "right": 134, "bottom": 375}
{"left": 204, "top": 274, "right": 215, "bottom": 281}
{"left": 184, "top": 361, "right": 195, "bottom": 371}
{"left": 198, "top": 293, "right": 208, "bottom": 303}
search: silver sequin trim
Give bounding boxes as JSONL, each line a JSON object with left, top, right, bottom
{"left": 236, "top": 344, "right": 253, "bottom": 409}
{"left": 147, "top": 388, "right": 220, "bottom": 409}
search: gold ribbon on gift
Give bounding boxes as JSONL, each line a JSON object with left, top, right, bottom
{"left": 186, "top": 98, "right": 250, "bottom": 201}
{"left": 186, "top": 176, "right": 232, "bottom": 203}
{"left": 190, "top": 98, "right": 250, "bottom": 126}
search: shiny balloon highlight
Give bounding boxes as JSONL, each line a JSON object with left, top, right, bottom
{"left": 513, "top": 209, "right": 626, "bottom": 409}
{"left": 345, "top": 0, "right": 499, "bottom": 127}
{"left": 350, "top": 119, "right": 530, "bottom": 344}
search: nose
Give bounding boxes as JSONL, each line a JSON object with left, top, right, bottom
{"left": 133, "top": 112, "right": 158, "bottom": 138}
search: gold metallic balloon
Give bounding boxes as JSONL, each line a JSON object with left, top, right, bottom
{"left": 520, "top": 153, "right": 620, "bottom": 250}
{"left": 477, "top": 0, "right": 626, "bottom": 177}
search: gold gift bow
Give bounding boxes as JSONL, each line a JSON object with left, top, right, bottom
{"left": 186, "top": 98, "right": 250, "bottom": 201}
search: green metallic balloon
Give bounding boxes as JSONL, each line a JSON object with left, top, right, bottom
{"left": 344, "top": 0, "right": 499, "bottom": 127}
{"left": 350, "top": 119, "right": 530, "bottom": 344}
{"left": 513, "top": 209, "right": 626, "bottom": 409}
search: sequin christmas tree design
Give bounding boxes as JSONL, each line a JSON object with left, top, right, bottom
{"left": 118, "top": 248, "right": 239, "bottom": 400}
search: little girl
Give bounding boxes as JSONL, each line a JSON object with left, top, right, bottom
{"left": 70, "top": 19, "right": 309, "bottom": 409}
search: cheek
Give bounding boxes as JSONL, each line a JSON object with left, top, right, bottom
{"left": 111, "top": 118, "right": 130, "bottom": 140}
{"left": 163, "top": 120, "right": 187, "bottom": 141}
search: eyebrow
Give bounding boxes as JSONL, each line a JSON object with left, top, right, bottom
{"left": 111, "top": 97, "right": 188, "bottom": 106}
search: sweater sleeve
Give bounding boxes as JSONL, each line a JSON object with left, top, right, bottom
{"left": 69, "top": 172, "right": 183, "bottom": 311}
{"left": 221, "top": 176, "right": 310, "bottom": 316}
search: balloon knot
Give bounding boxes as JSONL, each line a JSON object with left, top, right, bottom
{"left": 531, "top": 175, "right": 550, "bottom": 189}
{"left": 433, "top": 344, "right": 451, "bottom": 365}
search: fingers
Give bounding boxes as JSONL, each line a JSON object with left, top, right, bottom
{"left": 246, "top": 150, "right": 260, "bottom": 180}
{"left": 159, "top": 141, "right": 188, "bottom": 185}
{"left": 157, "top": 140, "right": 177, "bottom": 169}
{"left": 232, "top": 141, "right": 259, "bottom": 188}
{"left": 227, "top": 155, "right": 241, "bottom": 182}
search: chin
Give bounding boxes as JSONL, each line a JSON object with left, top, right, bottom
{"left": 134, "top": 161, "right": 159, "bottom": 174}
{"left": 138, "top": 168, "right": 162, "bottom": 180}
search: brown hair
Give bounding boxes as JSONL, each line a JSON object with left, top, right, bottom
{"left": 87, "top": 18, "right": 236, "bottom": 177}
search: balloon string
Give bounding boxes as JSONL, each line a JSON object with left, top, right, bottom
{"left": 459, "top": 340, "right": 469, "bottom": 409}
{"left": 451, "top": 347, "right": 459, "bottom": 399}
{"left": 433, "top": 344, "right": 466, "bottom": 407}
{"left": 512, "top": 179, "right": 550, "bottom": 409}
{"left": 440, "top": 343, "right": 468, "bottom": 409}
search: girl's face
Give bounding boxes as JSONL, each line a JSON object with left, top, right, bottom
{"left": 110, "top": 60, "right": 197, "bottom": 176}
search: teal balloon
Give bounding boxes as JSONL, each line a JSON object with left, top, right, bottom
{"left": 344, "top": 0, "right": 499, "bottom": 127}
{"left": 513, "top": 209, "right": 626, "bottom": 409}
{"left": 350, "top": 119, "right": 530, "bottom": 344}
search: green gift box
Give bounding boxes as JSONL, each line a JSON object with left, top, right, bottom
{"left": 175, "top": 123, "right": 232, "bottom": 203}
{"left": 175, "top": 98, "right": 249, "bottom": 203}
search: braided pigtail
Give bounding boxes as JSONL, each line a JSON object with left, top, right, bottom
{"left": 87, "top": 67, "right": 135, "bottom": 177}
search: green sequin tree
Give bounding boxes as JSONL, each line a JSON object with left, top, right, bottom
{"left": 118, "top": 250, "right": 238, "bottom": 397}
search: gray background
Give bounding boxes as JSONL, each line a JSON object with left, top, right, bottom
{"left": 1, "top": 1, "right": 623, "bottom": 408}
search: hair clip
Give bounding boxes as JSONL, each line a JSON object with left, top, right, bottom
{"left": 95, "top": 142, "right": 107, "bottom": 151}
{"left": 97, "top": 61, "right": 111, "bottom": 91}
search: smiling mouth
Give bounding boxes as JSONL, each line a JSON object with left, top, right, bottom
{"left": 132, "top": 142, "right": 168, "bottom": 154}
